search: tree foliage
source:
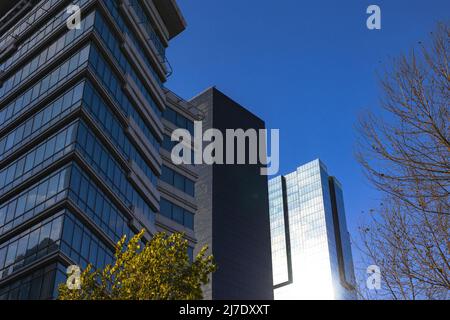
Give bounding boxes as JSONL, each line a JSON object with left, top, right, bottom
{"left": 356, "top": 23, "right": 449, "bottom": 216}
{"left": 58, "top": 231, "right": 216, "bottom": 300}
{"left": 356, "top": 22, "right": 449, "bottom": 300}
{"left": 357, "top": 199, "right": 449, "bottom": 300}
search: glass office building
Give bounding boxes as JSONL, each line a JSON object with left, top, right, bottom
{"left": 0, "top": 0, "right": 194, "bottom": 299}
{"left": 269, "top": 159, "right": 356, "bottom": 300}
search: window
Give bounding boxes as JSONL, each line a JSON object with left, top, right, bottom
{"left": 172, "top": 206, "right": 183, "bottom": 225}
{"left": 187, "top": 247, "right": 194, "bottom": 262}
{"left": 60, "top": 212, "right": 114, "bottom": 271}
{"left": 185, "top": 180, "right": 195, "bottom": 197}
{"left": 174, "top": 174, "right": 184, "bottom": 191}
{"left": 182, "top": 211, "right": 193, "bottom": 229}
{"left": 67, "top": 165, "right": 133, "bottom": 243}
{"left": 81, "top": 235, "right": 90, "bottom": 259}
{"left": 0, "top": 46, "right": 89, "bottom": 132}
{"left": 159, "top": 198, "right": 195, "bottom": 230}
{"left": 163, "top": 107, "right": 194, "bottom": 135}
{"left": 161, "top": 166, "right": 173, "bottom": 184}
{"left": 0, "top": 214, "right": 63, "bottom": 282}
{"left": 72, "top": 225, "right": 82, "bottom": 253}
{"left": 160, "top": 166, "right": 195, "bottom": 197}
{"left": 160, "top": 198, "right": 171, "bottom": 219}
{"left": 164, "top": 108, "right": 176, "bottom": 123}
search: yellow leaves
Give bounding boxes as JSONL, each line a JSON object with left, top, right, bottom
{"left": 58, "top": 230, "right": 216, "bottom": 300}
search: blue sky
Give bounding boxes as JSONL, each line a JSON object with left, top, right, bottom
{"left": 166, "top": 0, "right": 449, "bottom": 267}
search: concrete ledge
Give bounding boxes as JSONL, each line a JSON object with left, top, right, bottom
{"left": 123, "top": 73, "right": 164, "bottom": 140}
{"left": 130, "top": 205, "right": 158, "bottom": 240}
{"left": 0, "top": 41, "right": 16, "bottom": 65}
{"left": 122, "top": 34, "right": 166, "bottom": 109}
{"left": 140, "top": 0, "right": 170, "bottom": 44}
{"left": 157, "top": 180, "right": 197, "bottom": 211}
{"left": 152, "top": 0, "right": 187, "bottom": 40}
{"left": 128, "top": 160, "right": 161, "bottom": 211}
{"left": 119, "top": 1, "right": 167, "bottom": 78}
{"left": 127, "top": 116, "right": 162, "bottom": 174}
{"left": 155, "top": 214, "right": 196, "bottom": 242}
{"left": 165, "top": 88, "right": 204, "bottom": 121}
{"left": 160, "top": 149, "right": 198, "bottom": 180}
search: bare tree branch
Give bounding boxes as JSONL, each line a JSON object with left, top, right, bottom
{"left": 355, "top": 22, "right": 450, "bottom": 300}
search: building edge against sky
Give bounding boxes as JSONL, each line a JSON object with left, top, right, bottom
{"left": 0, "top": 0, "right": 200, "bottom": 299}
{"left": 0, "top": 0, "right": 275, "bottom": 300}
{"left": 269, "top": 159, "right": 357, "bottom": 300}
{"left": 1, "top": 0, "right": 356, "bottom": 301}
{"left": 190, "top": 87, "right": 274, "bottom": 300}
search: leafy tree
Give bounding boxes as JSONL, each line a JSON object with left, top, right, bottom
{"left": 58, "top": 230, "right": 216, "bottom": 300}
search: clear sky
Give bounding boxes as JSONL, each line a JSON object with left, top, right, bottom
{"left": 166, "top": 0, "right": 449, "bottom": 270}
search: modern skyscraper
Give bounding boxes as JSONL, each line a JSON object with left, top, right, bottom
{"left": 269, "top": 159, "right": 356, "bottom": 300}
{"left": 0, "top": 0, "right": 194, "bottom": 299}
{"left": 191, "top": 87, "right": 274, "bottom": 300}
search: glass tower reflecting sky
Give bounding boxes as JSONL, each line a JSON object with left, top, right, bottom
{"left": 269, "top": 159, "right": 356, "bottom": 300}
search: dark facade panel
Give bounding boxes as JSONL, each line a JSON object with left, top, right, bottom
{"left": 153, "top": 0, "right": 187, "bottom": 39}
{"left": 191, "top": 87, "right": 274, "bottom": 300}
{"left": 0, "top": 0, "right": 19, "bottom": 17}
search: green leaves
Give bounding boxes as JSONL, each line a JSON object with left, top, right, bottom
{"left": 58, "top": 230, "right": 216, "bottom": 300}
